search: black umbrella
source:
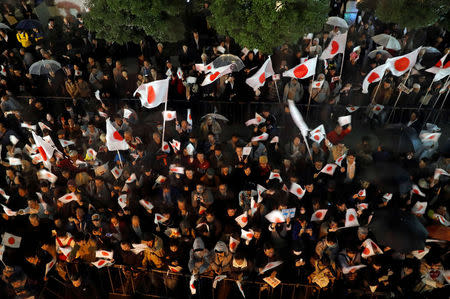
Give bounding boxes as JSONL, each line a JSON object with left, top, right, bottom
{"left": 376, "top": 124, "right": 422, "bottom": 154}
{"left": 419, "top": 47, "right": 442, "bottom": 69}
{"left": 16, "top": 19, "right": 42, "bottom": 30}
{"left": 369, "top": 208, "right": 428, "bottom": 253}
{"left": 360, "top": 162, "right": 411, "bottom": 194}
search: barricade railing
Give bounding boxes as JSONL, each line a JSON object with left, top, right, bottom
{"left": 39, "top": 262, "right": 391, "bottom": 299}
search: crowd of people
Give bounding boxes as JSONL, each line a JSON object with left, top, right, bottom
{"left": 0, "top": 1, "right": 449, "bottom": 299}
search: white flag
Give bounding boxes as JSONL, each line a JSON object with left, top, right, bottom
{"left": 106, "top": 118, "right": 129, "bottom": 151}
{"left": 283, "top": 56, "right": 317, "bottom": 79}
{"left": 133, "top": 78, "right": 169, "bottom": 109}
{"left": 246, "top": 57, "right": 274, "bottom": 90}
{"left": 320, "top": 32, "right": 347, "bottom": 60}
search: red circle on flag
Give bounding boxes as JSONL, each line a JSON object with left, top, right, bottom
{"left": 47, "top": 173, "right": 52, "bottom": 178}
{"left": 7, "top": 237, "right": 15, "bottom": 245}
{"left": 326, "top": 166, "right": 333, "bottom": 172}
{"left": 367, "top": 72, "right": 380, "bottom": 84}
{"left": 375, "top": 106, "right": 381, "bottom": 111}
{"left": 314, "top": 135, "right": 320, "bottom": 141}
{"left": 66, "top": 195, "right": 72, "bottom": 200}
{"left": 113, "top": 131, "right": 123, "bottom": 141}
{"left": 428, "top": 135, "right": 435, "bottom": 139}
{"left": 293, "top": 64, "right": 308, "bottom": 78}
{"left": 167, "top": 113, "right": 172, "bottom": 119}
{"left": 210, "top": 71, "right": 220, "bottom": 81}
{"left": 147, "top": 86, "right": 156, "bottom": 104}
{"left": 417, "top": 205, "right": 423, "bottom": 211}
{"left": 337, "top": 157, "right": 343, "bottom": 162}
{"left": 98, "top": 260, "right": 106, "bottom": 266}
{"left": 315, "top": 212, "right": 323, "bottom": 219}
{"left": 242, "top": 217, "right": 248, "bottom": 223}
{"left": 230, "top": 242, "right": 237, "bottom": 250}
{"left": 207, "top": 65, "right": 212, "bottom": 70}
{"left": 189, "top": 114, "right": 192, "bottom": 120}
{"left": 363, "top": 247, "right": 370, "bottom": 255}
{"left": 38, "top": 146, "right": 47, "bottom": 161}
{"left": 413, "top": 189, "right": 419, "bottom": 195}
{"left": 115, "top": 170, "right": 119, "bottom": 175}
{"left": 315, "top": 82, "right": 321, "bottom": 87}
{"left": 349, "top": 214, "right": 355, "bottom": 221}
{"left": 394, "top": 57, "right": 410, "bottom": 71}
{"left": 246, "top": 233, "right": 253, "bottom": 238}
{"left": 256, "top": 117, "right": 261, "bottom": 122}
{"left": 275, "top": 218, "right": 282, "bottom": 223}
{"left": 444, "top": 61, "right": 450, "bottom": 69}
{"left": 296, "top": 188, "right": 302, "bottom": 194}
{"left": 418, "top": 249, "right": 424, "bottom": 253}
{"left": 330, "top": 41, "right": 339, "bottom": 54}
{"left": 163, "top": 144, "right": 169, "bottom": 150}
{"left": 259, "top": 73, "right": 266, "bottom": 84}
{"left": 102, "top": 251, "right": 109, "bottom": 256}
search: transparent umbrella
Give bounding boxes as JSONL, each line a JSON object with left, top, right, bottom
{"left": 326, "top": 16, "right": 348, "bottom": 29}
{"left": 368, "top": 49, "right": 392, "bottom": 59}
{"left": 212, "top": 54, "right": 245, "bottom": 72}
{"left": 372, "top": 34, "right": 401, "bottom": 51}
{"left": 0, "top": 23, "right": 11, "bottom": 30}
{"left": 29, "top": 60, "right": 62, "bottom": 75}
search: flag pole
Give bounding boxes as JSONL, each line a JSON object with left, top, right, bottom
{"left": 306, "top": 74, "right": 316, "bottom": 119}
{"left": 116, "top": 150, "right": 123, "bottom": 167}
{"left": 302, "top": 133, "right": 313, "bottom": 161}
{"left": 418, "top": 80, "right": 434, "bottom": 111}
{"left": 433, "top": 85, "right": 450, "bottom": 123}
{"left": 339, "top": 49, "right": 345, "bottom": 78}
{"left": 423, "top": 76, "right": 449, "bottom": 125}
{"left": 371, "top": 74, "right": 385, "bottom": 104}
{"left": 387, "top": 68, "right": 413, "bottom": 123}
{"left": 161, "top": 99, "right": 168, "bottom": 151}
{"left": 273, "top": 79, "right": 281, "bottom": 103}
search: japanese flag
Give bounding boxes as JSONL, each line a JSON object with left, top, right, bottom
{"left": 202, "top": 64, "right": 233, "bottom": 86}
{"left": 161, "top": 141, "right": 170, "bottom": 153}
{"left": 411, "top": 247, "right": 429, "bottom": 259}
{"left": 37, "top": 169, "right": 58, "bottom": 183}
{"left": 58, "top": 193, "right": 77, "bottom": 204}
{"left": 189, "top": 274, "right": 197, "bottom": 295}
{"left": 0, "top": 188, "right": 10, "bottom": 200}
{"left": 177, "top": 67, "right": 183, "bottom": 79}
{"left": 241, "top": 229, "right": 254, "bottom": 241}
{"left": 154, "top": 213, "right": 167, "bottom": 224}
{"left": 170, "top": 139, "right": 181, "bottom": 152}
{"left": 2, "top": 205, "right": 16, "bottom": 216}
{"left": 187, "top": 109, "right": 193, "bottom": 126}
{"left": 411, "top": 184, "right": 425, "bottom": 197}
{"left": 312, "top": 80, "right": 324, "bottom": 89}
{"left": 246, "top": 57, "right": 274, "bottom": 90}
{"left": 257, "top": 184, "right": 267, "bottom": 203}
{"left": 38, "top": 122, "right": 52, "bottom": 132}
{"left": 139, "top": 199, "right": 154, "bottom": 211}
{"left": 250, "top": 197, "right": 258, "bottom": 215}
{"left": 361, "top": 239, "right": 383, "bottom": 258}
{"left": 290, "top": 182, "right": 305, "bottom": 199}
{"left": 433, "top": 67, "right": 450, "bottom": 82}
{"left": 426, "top": 53, "right": 449, "bottom": 74}
{"left": 265, "top": 210, "right": 286, "bottom": 223}
{"left": 419, "top": 132, "right": 441, "bottom": 143}
{"left": 235, "top": 212, "right": 248, "bottom": 228}
{"left": 320, "top": 164, "right": 337, "bottom": 176}
{"left": 133, "top": 78, "right": 169, "bottom": 109}
{"left": 59, "top": 139, "right": 74, "bottom": 147}
{"left": 362, "top": 63, "right": 388, "bottom": 93}
{"left": 435, "top": 214, "right": 450, "bottom": 226}
{"left": 372, "top": 104, "right": 384, "bottom": 115}
{"left": 270, "top": 136, "right": 279, "bottom": 143}
{"left": 111, "top": 167, "right": 123, "bottom": 179}
{"left": 386, "top": 47, "right": 421, "bottom": 76}
{"left": 236, "top": 281, "right": 246, "bottom": 298}
{"left": 169, "top": 165, "right": 185, "bottom": 174}
{"left": 118, "top": 194, "right": 128, "bottom": 209}
{"left": 310, "top": 132, "right": 324, "bottom": 143}
{"left": 126, "top": 173, "right": 137, "bottom": 184}
{"left": 320, "top": 32, "right": 347, "bottom": 60}
{"left": 123, "top": 108, "right": 132, "bottom": 119}
{"left": 283, "top": 56, "right": 317, "bottom": 79}
{"left": 383, "top": 193, "right": 392, "bottom": 201}
{"left": 162, "top": 111, "right": 176, "bottom": 121}
{"left": 31, "top": 154, "right": 43, "bottom": 164}
{"left": 434, "top": 168, "right": 449, "bottom": 180}
{"left": 412, "top": 201, "right": 427, "bottom": 214}
{"left": 335, "top": 154, "right": 346, "bottom": 167}
{"left": 251, "top": 133, "right": 268, "bottom": 142}
{"left": 357, "top": 203, "right": 369, "bottom": 210}
{"left": 311, "top": 209, "right": 327, "bottom": 221}
{"left": 345, "top": 208, "right": 359, "bottom": 227}
{"left": 2, "top": 232, "right": 21, "bottom": 248}
{"left": 245, "top": 113, "right": 266, "bottom": 126}
{"left": 32, "top": 131, "right": 54, "bottom": 163}
{"left": 288, "top": 100, "right": 309, "bottom": 137}
{"left": 45, "top": 258, "right": 56, "bottom": 276}
{"left": 92, "top": 259, "right": 112, "bottom": 268}
{"left": 106, "top": 118, "right": 129, "bottom": 151}
{"left": 155, "top": 175, "right": 167, "bottom": 185}
{"left": 310, "top": 124, "right": 325, "bottom": 136}
{"left": 229, "top": 236, "right": 240, "bottom": 253}
{"left": 269, "top": 172, "right": 282, "bottom": 182}
{"left": 346, "top": 106, "right": 359, "bottom": 113}
{"left": 86, "top": 148, "right": 97, "bottom": 160}
{"left": 96, "top": 250, "right": 113, "bottom": 260}
{"left": 357, "top": 189, "right": 366, "bottom": 198}
{"left": 338, "top": 115, "right": 351, "bottom": 127}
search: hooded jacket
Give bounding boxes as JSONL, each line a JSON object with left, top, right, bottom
{"left": 188, "top": 238, "right": 211, "bottom": 274}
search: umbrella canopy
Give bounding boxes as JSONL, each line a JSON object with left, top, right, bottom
{"left": 200, "top": 113, "right": 229, "bottom": 122}
{"left": 326, "top": 16, "right": 348, "bottom": 29}
{"left": 376, "top": 124, "right": 422, "bottom": 154}
{"left": 16, "top": 19, "right": 42, "bottom": 30}
{"left": 369, "top": 208, "right": 428, "bottom": 253}
{"left": 29, "top": 60, "right": 62, "bottom": 75}
{"left": 368, "top": 49, "right": 392, "bottom": 59}
{"left": 212, "top": 54, "right": 245, "bottom": 72}
{"left": 0, "top": 23, "right": 11, "bottom": 30}
{"left": 360, "top": 161, "right": 411, "bottom": 194}
{"left": 420, "top": 47, "right": 443, "bottom": 68}
{"left": 372, "top": 34, "right": 401, "bottom": 51}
